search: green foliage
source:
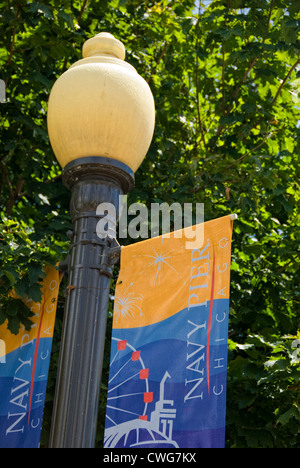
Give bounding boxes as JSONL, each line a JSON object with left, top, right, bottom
{"left": 227, "top": 333, "right": 300, "bottom": 447}
{"left": 0, "top": 0, "right": 299, "bottom": 448}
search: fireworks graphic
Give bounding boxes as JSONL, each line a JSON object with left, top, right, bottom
{"left": 135, "top": 244, "right": 186, "bottom": 287}
{"left": 114, "top": 283, "right": 143, "bottom": 322}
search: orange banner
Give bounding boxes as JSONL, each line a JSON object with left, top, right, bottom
{"left": 105, "top": 215, "right": 234, "bottom": 448}
{"left": 0, "top": 266, "right": 61, "bottom": 448}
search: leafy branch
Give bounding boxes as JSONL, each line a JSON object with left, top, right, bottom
{"left": 212, "top": 0, "right": 276, "bottom": 146}
{"left": 271, "top": 57, "right": 300, "bottom": 107}
{"left": 1, "top": 162, "right": 25, "bottom": 215}
{"left": 77, "top": 0, "right": 89, "bottom": 24}
{"left": 225, "top": 54, "right": 300, "bottom": 169}
{"left": 5, "top": 5, "right": 21, "bottom": 87}
{"left": 194, "top": 2, "right": 207, "bottom": 150}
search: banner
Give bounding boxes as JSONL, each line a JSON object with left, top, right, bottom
{"left": 104, "top": 215, "right": 234, "bottom": 448}
{"left": 0, "top": 266, "right": 60, "bottom": 448}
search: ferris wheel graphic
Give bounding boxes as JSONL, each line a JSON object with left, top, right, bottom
{"left": 104, "top": 337, "right": 179, "bottom": 448}
{"left": 105, "top": 337, "right": 152, "bottom": 428}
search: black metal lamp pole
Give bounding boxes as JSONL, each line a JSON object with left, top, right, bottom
{"left": 49, "top": 157, "right": 134, "bottom": 448}
{"left": 46, "top": 32, "right": 155, "bottom": 448}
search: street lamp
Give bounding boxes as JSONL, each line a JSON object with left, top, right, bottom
{"left": 47, "top": 32, "right": 155, "bottom": 448}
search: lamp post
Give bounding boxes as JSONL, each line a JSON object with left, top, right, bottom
{"left": 47, "top": 32, "right": 155, "bottom": 448}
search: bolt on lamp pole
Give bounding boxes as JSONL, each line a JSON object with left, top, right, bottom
{"left": 46, "top": 33, "right": 155, "bottom": 448}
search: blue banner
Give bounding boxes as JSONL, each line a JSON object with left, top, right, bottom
{"left": 0, "top": 266, "right": 60, "bottom": 448}
{"left": 104, "top": 215, "right": 234, "bottom": 448}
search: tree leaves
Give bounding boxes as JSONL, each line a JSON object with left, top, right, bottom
{"left": 0, "top": 297, "right": 34, "bottom": 334}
